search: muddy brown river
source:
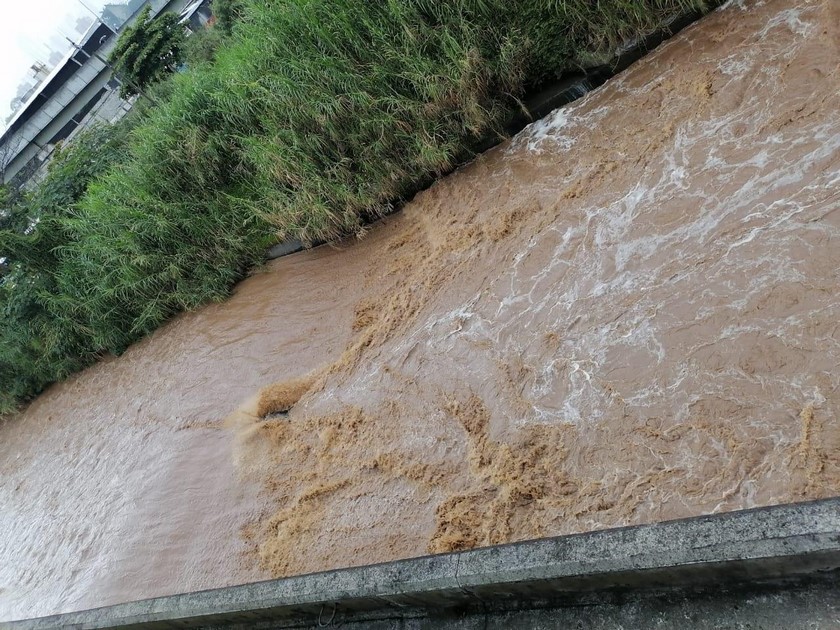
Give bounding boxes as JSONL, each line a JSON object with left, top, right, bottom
{"left": 1, "top": 0, "right": 838, "bottom": 620}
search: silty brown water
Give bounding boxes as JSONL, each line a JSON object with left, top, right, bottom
{"left": 1, "top": 0, "right": 838, "bottom": 620}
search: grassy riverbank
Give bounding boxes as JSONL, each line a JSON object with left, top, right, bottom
{"left": 0, "top": 0, "right": 708, "bottom": 413}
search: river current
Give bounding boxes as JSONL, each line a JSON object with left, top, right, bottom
{"left": 1, "top": 0, "right": 838, "bottom": 619}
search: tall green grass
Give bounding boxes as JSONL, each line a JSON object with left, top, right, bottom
{"left": 0, "top": 0, "right": 708, "bottom": 413}
{"left": 0, "top": 122, "right": 137, "bottom": 411}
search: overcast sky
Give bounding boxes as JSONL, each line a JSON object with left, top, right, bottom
{"left": 0, "top": 0, "right": 114, "bottom": 129}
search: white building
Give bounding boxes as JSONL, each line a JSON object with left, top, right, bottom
{"left": 0, "top": 0, "right": 194, "bottom": 186}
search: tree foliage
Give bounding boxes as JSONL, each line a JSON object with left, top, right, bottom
{"left": 0, "top": 122, "right": 136, "bottom": 413}
{"left": 109, "top": 6, "right": 186, "bottom": 98}
{"left": 183, "top": 25, "right": 226, "bottom": 66}
{"left": 213, "top": 0, "right": 244, "bottom": 36}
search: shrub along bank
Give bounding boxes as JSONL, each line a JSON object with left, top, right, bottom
{"left": 0, "top": 0, "right": 708, "bottom": 413}
{"left": 0, "top": 122, "right": 137, "bottom": 410}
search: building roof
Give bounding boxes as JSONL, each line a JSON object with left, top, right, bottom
{"left": 0, "top": 21, "right": 114, "bottom": 144}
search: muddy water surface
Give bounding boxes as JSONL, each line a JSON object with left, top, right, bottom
{"left": 2, "top": 0, "right": 839, "bottom": 620}
{"left": 0, "top": 246, "right": 372, "bottom": 618}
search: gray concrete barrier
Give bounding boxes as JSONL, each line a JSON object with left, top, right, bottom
{"left": 4, "top": 498, "right": 839, "bottom": 629}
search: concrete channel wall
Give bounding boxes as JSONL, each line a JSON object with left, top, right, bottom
{"left": 4, "top": 499, "right": 839, "bottom": 629}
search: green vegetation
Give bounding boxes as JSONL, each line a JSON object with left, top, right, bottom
{"left": 109, "top": 5, "right": 186, "bottom": 98}
{"left": 213, "top": 0, "right": 245, "bottom": 36}
{"left": 182, "top": 25, "right": 226, "bottom": 66}
{"left": 0, "top": 0, "right": 707, "bottom": 414}
{"left": 0, "top": 122, "right": 137, "bottom": 412}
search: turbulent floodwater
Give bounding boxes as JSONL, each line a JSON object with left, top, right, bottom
{"left": 2, "top": 0, "right": 839, "bottom": 620}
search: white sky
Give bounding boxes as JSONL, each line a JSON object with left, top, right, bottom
{"left": 0, "top": 0, "right": 115, "bottom": 129}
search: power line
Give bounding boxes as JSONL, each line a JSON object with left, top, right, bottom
{"left": 76, "top": 0, "right": 120, "bottom": 36}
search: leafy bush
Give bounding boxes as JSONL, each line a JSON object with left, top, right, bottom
{"left": 0, "top": 0, "right": 708, "bottom": 413}
{"left": 109, "top": 5, "right": 186, "bottom": 98}
{"left": 213, "top": 0, "right": 245, "bottom": 36}
{"left": 0, "top": 122, "right": 136, "bottom": 413}
{"left": 183, "top": 26, "right": 226, "bottom": 66}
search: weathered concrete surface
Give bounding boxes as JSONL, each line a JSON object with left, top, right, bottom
{"left": 3, "top": 499, "right": 838, "bottom": 629}
{"left": 304, "top": 574, "right": 840, "bottom": 629}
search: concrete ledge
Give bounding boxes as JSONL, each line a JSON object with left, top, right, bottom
{"left": 4, "top": 498, "right": 839, "bottom": 629}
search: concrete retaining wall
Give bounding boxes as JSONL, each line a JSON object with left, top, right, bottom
{"left": 4, "top": 498, "right": 839, "bottom": 629}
